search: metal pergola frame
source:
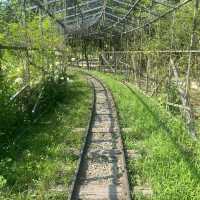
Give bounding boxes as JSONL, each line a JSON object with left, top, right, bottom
{"left": 2, "top": 0, "right": 194, "bottom": 38}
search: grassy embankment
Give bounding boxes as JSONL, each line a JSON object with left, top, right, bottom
{"left": 90, "top": 71, "right": 200, "bottom": 200}
{"left": 0, "top": 71, "right": 92, "bottom": 200}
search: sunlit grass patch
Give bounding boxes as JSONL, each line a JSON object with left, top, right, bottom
{"left": 90, "top": 71, "right": 200, "bottom": 200}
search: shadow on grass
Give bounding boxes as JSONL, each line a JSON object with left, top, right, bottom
{"left": 0, "top": 78, "right": 90, "bottom": 192}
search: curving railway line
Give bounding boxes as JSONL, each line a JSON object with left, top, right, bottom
{"left": 69, "top": 75, "right": 131, "bottom": 200}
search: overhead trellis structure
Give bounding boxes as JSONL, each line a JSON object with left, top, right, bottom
{"left": 25, "top": 0, "right": 193, "bottom": 38}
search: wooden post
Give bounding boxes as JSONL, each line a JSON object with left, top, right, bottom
{"left": 83, "top": 40, "right": 89, "bottom": 70}
{"left": 186, "top": 0, "right": 199, "bottom": 93}
{"left": 131, "top": 54, "right": 137, "bottom": 84}
{"left": 167, "top": 11, "right": 176, "bottom": 111}
{"left": 125, "top": 51, "right": 128, "bottom": 80}
{"left": 99, "top": 39, "right": 104, "bottom": 71}
{"left": 114, "top": 52, "right": 117, "bottom": 74}
{"left": 146, "top": 54, "right": 150, "bottom": 93}
{"left": 98, "top": 53, "right": 102, "bottom": 71}
{"left": 38, "top": 4, "right": 45, "bottom": 80}
{"left": 138, "top": 53, "right": 142, "bottom": 88}
{"left": 166, "top": 57, "right": 172, "bottom": 111}
{"left": 21, "top": 0, "right": 30, "bottom": 86}
{"left": 0, "top": 49, "right": 2, "bottom": 74}
{"left": 155, "top": 53, "right": 160, "bottom": 95}
{"left": 184, "top": 0, "right": 199, "bottom": 138}
{"left": 112, "top": 48, "right": 117, "bottom": 74}
{"left": 171, "top": 58, "right": 196, "bottom": 138}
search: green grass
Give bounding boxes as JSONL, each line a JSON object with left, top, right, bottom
{"left": 0, "top": 71, "right": 92, "bottom": 200}
{"left": 90, "top": 71, "right": 200, "bottom": 200}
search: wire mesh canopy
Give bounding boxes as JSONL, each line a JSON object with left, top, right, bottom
{"left": 26, "top": 0, "right": 192, "bottom": 38}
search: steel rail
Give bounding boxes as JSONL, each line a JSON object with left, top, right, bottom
{"left": 68, "top": 72, "right": 131, "bottom": 200}
{"left": 67, "top": 74, "right": 96, "bottom": 200}
{"left": 93, "top": 73, "right": 131, "bottom": 200}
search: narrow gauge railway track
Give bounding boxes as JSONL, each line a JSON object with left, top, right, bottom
{"left": 69, "top": 75, "right": 131, "bottom": 200}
